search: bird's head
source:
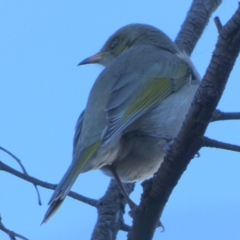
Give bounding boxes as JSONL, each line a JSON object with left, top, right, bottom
{"left": 78, "top": 24, "right": 179, "bottom": 67}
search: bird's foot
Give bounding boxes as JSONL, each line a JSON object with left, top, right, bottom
{"left": 163, "top": 136, "right": 175, "bottom": 154}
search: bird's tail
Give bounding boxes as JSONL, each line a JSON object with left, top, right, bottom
{"left": 41, "top": 141, "right": 101, "bottom": 224}
{"left": 41, "top": 160, "right": 80, "bottom": 224}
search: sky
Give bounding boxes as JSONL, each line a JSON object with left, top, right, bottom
{"left": 0, "top": 1, "right": 240, "bottom": 239}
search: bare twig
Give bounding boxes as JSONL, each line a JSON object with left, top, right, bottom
{"left": 0, "top": 161, "right": 98, "bottom": 207}
{"left": 214, "top": 16, "right": 223, "bottom": 32}
{"left": 0, "top": 146, "right": 42, "bottom": 205}
{"left": 120, "top": 223, "right": 131, "bottom": 232}
{"left": 211, "top": 109, "right": 240, "bottom": 122}
{"left": 0, "top": 215, "right": 28, "bottom": 240}
{"left": 203, "top": 136, "right": 240, "bottom": 152}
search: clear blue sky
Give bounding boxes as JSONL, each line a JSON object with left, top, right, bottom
{"left": 1, "top": 1, "right": 240, "bottom": 239}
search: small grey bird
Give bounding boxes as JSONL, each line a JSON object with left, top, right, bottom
{"left": 42, "top": 23, "right": 200, "bottom": 223}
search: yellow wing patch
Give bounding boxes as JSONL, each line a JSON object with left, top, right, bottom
{"left": 73, "top": 141, "right": 101, "bottom": 174}
{"left": 123, "top": 77, "right": 172, "bottom": 120}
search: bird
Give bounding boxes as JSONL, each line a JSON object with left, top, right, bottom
{"left": 42, "top": 23, "right": 200, "bottom": 223}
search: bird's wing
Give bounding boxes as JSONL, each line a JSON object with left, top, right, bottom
{"left": 72, "top": 109, "right": 85, "bottom": 157}
{"left": 102, "top": 59, "right": 190, "bottom": 144}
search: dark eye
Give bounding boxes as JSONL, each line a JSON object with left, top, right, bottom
{"left": 110, "top": 38, "right": 119, "bottom": 49}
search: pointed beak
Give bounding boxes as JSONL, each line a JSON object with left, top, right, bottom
{"left": 78, "top": 52, "right": 104, "bottom": 66}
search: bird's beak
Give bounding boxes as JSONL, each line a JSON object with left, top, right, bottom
{"left": 78, "top": 52, "right": 104, "bottom": 66}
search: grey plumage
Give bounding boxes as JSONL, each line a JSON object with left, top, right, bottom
{"left": 42, "top": 23, "right": 199, "bottom": 223}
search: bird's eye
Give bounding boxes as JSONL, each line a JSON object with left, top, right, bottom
{"left": 110, "top": 38, "right": 119, "bottom": 49}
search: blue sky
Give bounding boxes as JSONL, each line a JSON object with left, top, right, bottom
{"left": 1, "top": 1, "right": 240, "bottom": 239}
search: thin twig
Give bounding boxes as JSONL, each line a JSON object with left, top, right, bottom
{"left": 214, "top": 16, "right": 223, "bottom": 32}
{"left": 211, "top": 109, "right": 240, "bottom": 122}
{"left": 120, "top": 223, "right": 131, "bottom": 232}
{"left": 202, "top": 136, "right": 240, "bottom": 152}
{"left": 0, "top": 160, "right": 98, "bottom": 207}
{"left": 0, "top": 146, "right": 42, "bottom": 205}
{"left": 0, "top": 215, "right": 28, "bottom": 240}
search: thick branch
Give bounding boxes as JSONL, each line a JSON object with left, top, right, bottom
{"left": 91, "top": 179, "right": 134, "bottom": 240}
{"left": 129, "top": 3, "right": 240, "bottom": 240}
{"left": 175, "top": 0, "right": 222, "bottom": 55}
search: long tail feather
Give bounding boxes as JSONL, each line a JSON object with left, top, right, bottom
{"left": 41, "top": 198, "right": 64, "bottom": 224}
{"left": 41, "top": 162, "right": 79, "bottom": 223}
{"left": 42, "top": 141, "right": 101, "bottom": 224}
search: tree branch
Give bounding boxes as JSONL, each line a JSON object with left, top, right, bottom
{"left": 175, "top": 0, "right": 222, "bottom": 55}
{"left": 120, "top": 223, "right": 131, "bottom": 232}
{"left": 203, "top": 136, "right": 240, "bottom": 152}
{"left": 0, "top": 215, "right": 28, "bottom": 240}
{"left": 0, "top": 146, "right": 42, "bottom": 205}
{"left": 214, "top": 16, "right": 223, "bottom": 32}
{"left": 91, "top": 179, "right": 134, "bottom": 240}
{"left": 0, "top": 160, "right": 98, "bottom": 207}
{"left": 129, "top": 2, "right": 240, "bottom": 240}
{"left": 211, "top": 109, "right": 240, "bottom": 122}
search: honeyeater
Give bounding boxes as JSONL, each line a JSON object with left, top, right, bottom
{"left": 42, "top": 23, "right": 200, "bottom": 223}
